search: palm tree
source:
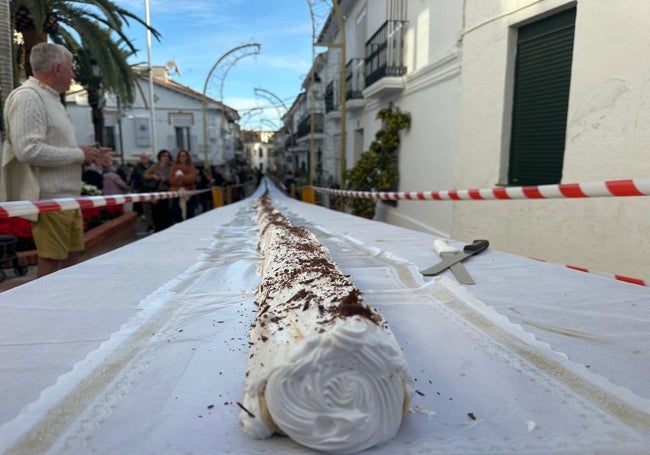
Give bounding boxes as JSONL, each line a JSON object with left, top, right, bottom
{"left": 11, "top": 0, "right": 160, "bottom": 103}
{"left": 73, "top": 36, "right": 138, "bottom": 145}
{"left": 8, "top": 0, "right": 161, "bottom": 145}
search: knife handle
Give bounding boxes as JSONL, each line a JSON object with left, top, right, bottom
{"left": 463, "top": 239, "right": 490, "bottom": 254}
{"left": 433, "top": 239, "right": 458, "bottom": 255}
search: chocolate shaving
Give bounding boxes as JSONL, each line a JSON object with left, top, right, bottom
{"left": 237, "top": 402, "right": 255, "bottom": 418}
{"left": 259, "top": 303, "right": 271, "bottom": 316}
{"left": 248, "top": 195, "right": 388, "bottom": 371}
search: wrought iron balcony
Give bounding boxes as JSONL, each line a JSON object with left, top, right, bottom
{"left": 297, "top": 111, "right": 324, "bottom": 137}
{"left": 365, "top": 20, "right": 407, "bottom": 88}
{"left": 285, "top": 131, "right": 299, "bottom": 148}
{"left": 325, "top": 80, "right": 339, "bottom": 113}
{"left": 346, "top": 58, "right": 365, "bottom": 100}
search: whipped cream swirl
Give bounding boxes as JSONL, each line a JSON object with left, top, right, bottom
{"left": 264, "top": 317, "right": 409, "bottom": 453}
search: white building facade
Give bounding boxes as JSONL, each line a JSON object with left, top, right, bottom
{"left": 66, "top": 67, "right": 239, "bottom": 166}
{"left": 309, "top": 0, "right": 463, "bottom": 232}
{"left": 302, "top": 0, "right": 650, "bottom": 281}
{"left": 243, "top": 130, "right": 276, "bottom": 174}
{"left": 454, "top": 0, "right": 650, "bottom": 281}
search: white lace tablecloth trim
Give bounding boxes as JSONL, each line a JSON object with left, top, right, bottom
{"left": 1, "top": 194, "right": 649, "bottom": 454}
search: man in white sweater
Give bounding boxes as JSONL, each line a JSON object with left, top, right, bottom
{"left": 2, "top": 42, "right": 109, "bottom": 277}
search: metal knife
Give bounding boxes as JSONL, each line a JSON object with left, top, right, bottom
{"left": 432, "top": 239, "right": 475, "bottom": 284}
{"left": 420, "top": 239, "right": 489, "bottom": 276}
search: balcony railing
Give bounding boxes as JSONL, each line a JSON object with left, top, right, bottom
{"left": 325, "top": 80, "right": 340, "bottom": 113}
{"left": 297, "top": 112, "right": 324, "bottom": 137}
{"left": 285, "top": 131, "right": 298, "bottom": 148}
{"left": 346, "top": 58, "right": 365, "bottom": 100}
{"left": 365, "top": 20, "right": 407, "bottom": 87}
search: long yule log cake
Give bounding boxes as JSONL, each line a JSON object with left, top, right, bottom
{"left": 239, "top": 194, "right": 413, "bottom": 453}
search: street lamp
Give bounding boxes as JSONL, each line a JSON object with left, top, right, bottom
{"left": 116, "top": 94, "right": 125, "bottom": 164}
{"left": 145, "top": 0, "right": 157, "bottom": 155}
{"left": 88, "top": 58, "right": 105, "bottom": 146}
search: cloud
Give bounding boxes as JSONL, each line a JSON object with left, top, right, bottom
{"left": 116, "top": 0, "right": 248, "bottom": 30}
{"left": 114, "top": 0, "right": 317, "bottom": 125}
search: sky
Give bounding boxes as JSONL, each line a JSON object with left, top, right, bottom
{"left": 113, "top": 0, "right": 319, "bottom": 130}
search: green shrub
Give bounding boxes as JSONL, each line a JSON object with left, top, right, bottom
{"left": 344, "top": 106, "right": 411, "bottom": 218}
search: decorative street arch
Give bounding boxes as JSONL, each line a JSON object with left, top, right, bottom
{"left": 202, "top": 43, "right": 261, "bottom": 166}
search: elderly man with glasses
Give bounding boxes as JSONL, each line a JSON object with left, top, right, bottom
{"left": 1, "top": 42, "right": 111, "bottom": 277}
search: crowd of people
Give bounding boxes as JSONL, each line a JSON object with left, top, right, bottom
{"left": 0, "top": 42, "right": 264, "bottom": 278}
{"left": 81, "top": 148, "right": 256, "bottom": 233}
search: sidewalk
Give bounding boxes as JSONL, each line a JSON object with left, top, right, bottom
{"left": 0, "top": 264, "right": 37, "bottom": 292}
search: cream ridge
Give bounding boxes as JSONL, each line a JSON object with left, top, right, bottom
{"left": 239, "top": 194, "right": 413, "bottom": 453}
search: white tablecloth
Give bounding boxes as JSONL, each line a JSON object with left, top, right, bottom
{"left": 1, "top": 181, "right": 649, "bottom": 454}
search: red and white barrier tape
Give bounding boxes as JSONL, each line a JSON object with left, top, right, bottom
{"left": 4, "top": 184, "right": 645, "bottom": 286}
{"left": 531, "top": 258, "right": 647, "bottom": 287}
{"left": 314, "top": 178, "right": 650, "bottom": 201}
{"left": 0, "top": 189, "right": 209, "bottom": 219}
{"left": 314, "top": 178, "right": 650, "bottom": 286}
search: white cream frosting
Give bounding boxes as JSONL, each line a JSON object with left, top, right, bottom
{"left": 239, "top": 196, "right": 413, "bottom": 453}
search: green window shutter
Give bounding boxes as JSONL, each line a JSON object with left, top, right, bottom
{"left": 508, "top": 8, "right": 576, "bottom": 185}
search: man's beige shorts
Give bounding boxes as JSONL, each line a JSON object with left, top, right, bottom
{"left": 31, "top": 210, "right": 85, "bottom": 260}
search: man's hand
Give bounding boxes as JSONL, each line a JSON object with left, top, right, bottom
{"left": 80, "top": 145, "right": 99, "bottom": 164}
{"left": 80, "top": 145, "right": 113, "bottom": 166}
{"left": 97, "top": 147, "right": 113, "bottom": 167}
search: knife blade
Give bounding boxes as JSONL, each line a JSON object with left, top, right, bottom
{"left": 420, "top": 239, "right": 489, "bottom": 276}
{"left": 433, "top": 239, "right": 475, "bottom": 284}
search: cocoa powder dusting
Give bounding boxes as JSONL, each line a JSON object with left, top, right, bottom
{"left": 253, "top": 194, "right": 381, "bottom": 339}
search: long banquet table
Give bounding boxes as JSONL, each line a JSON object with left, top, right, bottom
{"left": 1, "top": 180, "right": 649, "bottom": 454}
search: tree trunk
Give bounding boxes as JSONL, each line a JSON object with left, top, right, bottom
{"left": 21, "top": 26, "right": 48, "bottom": 78}
{"left": 0, "top": 0, "right": 13, "bottom": 139}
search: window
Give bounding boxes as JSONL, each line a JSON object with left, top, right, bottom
{"left": 175, "top": 127, "right": 191, "bottom": 150}
{"left": 170, "top": 113, "right": 193, "bottom": 151}
{"left": 355, "top": 8, "right": 367, "bottom": 59}
{"left": 103, "top": 114, "right": 116, "bottom": 151}
{"left": 508, "top": 7, "right": 576, "bottom": 185}
{"left": 104, "top": 126, "right": 116, "bottom": 151}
